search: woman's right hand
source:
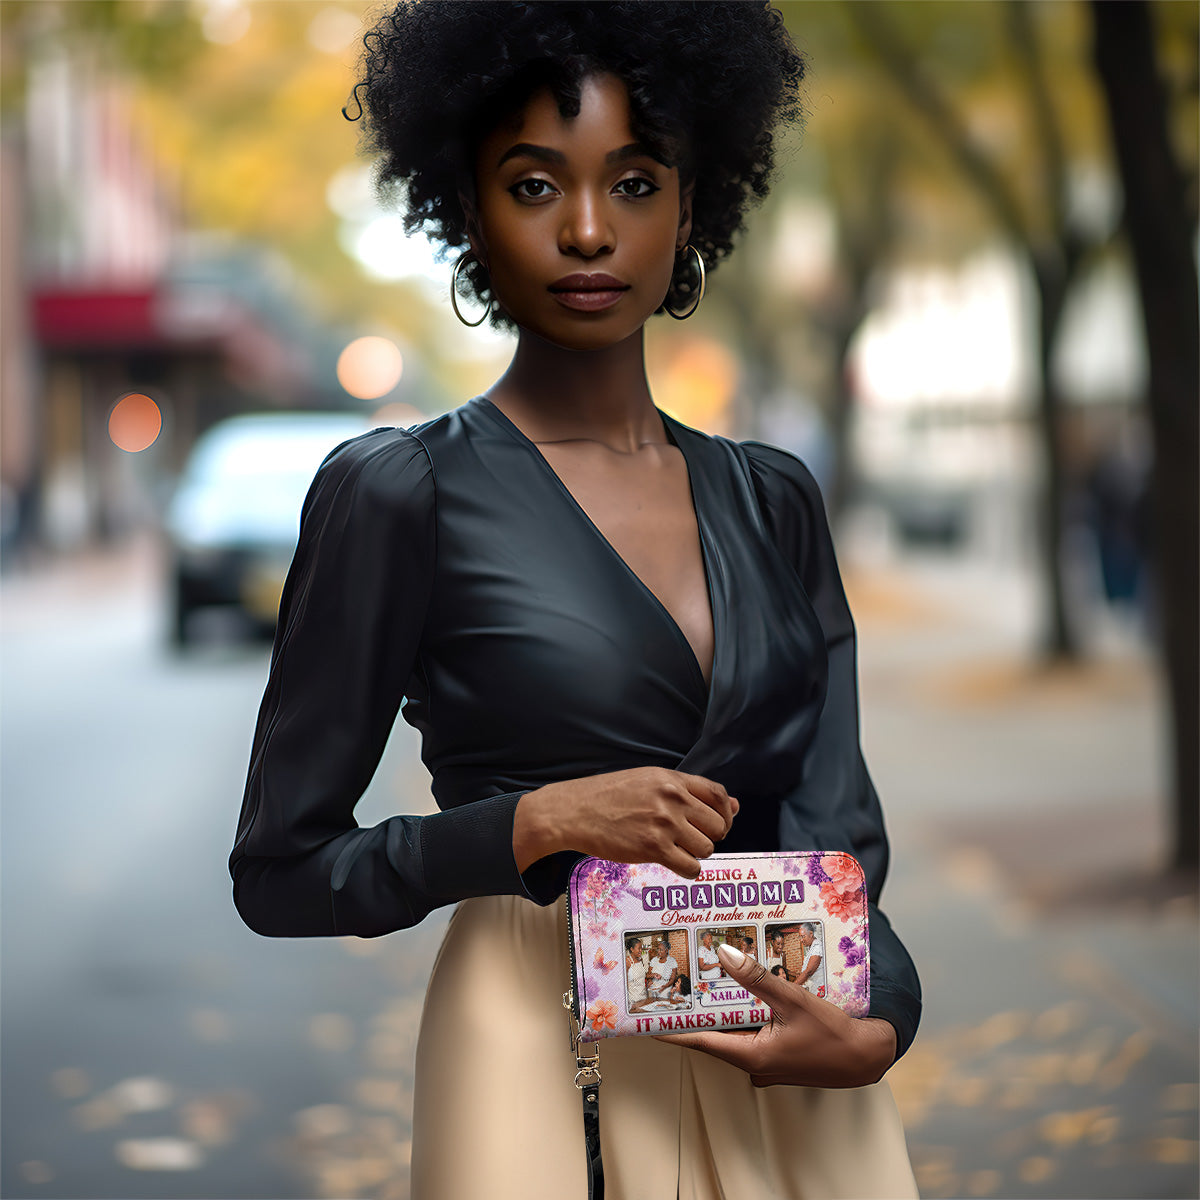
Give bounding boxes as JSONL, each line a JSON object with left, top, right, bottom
{"left": 512, "top": 767, "right": 738, "bottom": 877}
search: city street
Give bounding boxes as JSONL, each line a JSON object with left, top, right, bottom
{"left": 2, "top": 539, "right": 1196, "bottom": 1199}
{"left": 5, "top": 3, "right": 1196, "bottom": 1196}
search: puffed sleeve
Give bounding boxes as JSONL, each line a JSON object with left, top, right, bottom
{"left": 229, "top": 427, "right": 535, "bottom": 938}
{"left": 743, "top": 440, "right": 923, "bottom": 1062}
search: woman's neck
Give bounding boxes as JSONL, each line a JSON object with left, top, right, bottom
{"left": 484, "top": 325, "right": 666, "bottom": 452}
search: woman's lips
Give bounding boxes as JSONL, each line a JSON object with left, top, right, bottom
{"left": 552, "top": 289, "right": 627, "bottom": 311}
{"left": 549, "top": 273, "right": 629, "bottom": 312}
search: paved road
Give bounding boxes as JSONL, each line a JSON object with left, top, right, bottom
{"left": 2, "top": 546, "right": 446, "bottom": 1199}
{"left": 2, "top": 543, "right": 1196, "bottom": 1199}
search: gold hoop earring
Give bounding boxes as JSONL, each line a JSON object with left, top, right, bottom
{"left": 664, "top": 244, "right": 706, "bottom": 320}
{"left": 451, "top": 251, "right": 493, "bottom": 327}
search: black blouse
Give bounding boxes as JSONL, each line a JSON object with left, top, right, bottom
{"left": 229, "top": 395, "right": 921, "bottom": 1059}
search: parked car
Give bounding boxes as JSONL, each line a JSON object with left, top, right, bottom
{"left": 164, "top": 412, "right": 369, "bottom": 647}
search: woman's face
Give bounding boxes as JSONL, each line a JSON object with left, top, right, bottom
{"left": 467, "top": 71, "right": 692, "bottom": 351}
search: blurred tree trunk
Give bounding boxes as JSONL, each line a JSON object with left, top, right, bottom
{"left": 849, "top": 2, "right": 1089, "bottom": 659}
{"left": 1027, "top": 252, "right": 1076, "bottom": 662}
{"left": 1008, "top": 1, "right": 1085, "bottom": 662}
{"left": 719, "top": 241, "right": 786, "bottom": 441}
{"left": 1091, "top": 0, "right": 1199, "bottom": 871}
{"left": 823, "top": 129, "right": 900, "bottom": 520}
{"left": 827, "top": 308, "right": 863, "bottom": 521}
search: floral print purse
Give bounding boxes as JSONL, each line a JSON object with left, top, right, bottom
{"left": 565, "top": 850, "right": 870, "bottom": 1046}
{"left": 562, "top": 851, "right": 871, "bottom": 1199}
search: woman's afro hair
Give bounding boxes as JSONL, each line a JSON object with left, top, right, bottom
{"left": 347, "top": 1, "right": 806, "bottom": 325}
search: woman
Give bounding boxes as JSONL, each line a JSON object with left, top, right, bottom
{"left": 766, "top": 929, "right": 788, "bottom": 974}
{"left": 795, "top": 921, "right": 827, "bottom": 997}
{"left": 697, "top": 930, "right": 723, "bottom": 982}
{"left": 625, "top": 936, "right": 654, "bottom": 1012}
{"left": 229, "top": 3, "right": 921, "bottom": 1197}
{"left": 646, "top": 937, "right": 680, "bottom": 1000}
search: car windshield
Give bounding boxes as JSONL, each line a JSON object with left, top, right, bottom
{"left": 171, "top": 416, "right": 370, "bottom": 543}
{"left": 186, "top": 421, "right": 363, "bottom": 488}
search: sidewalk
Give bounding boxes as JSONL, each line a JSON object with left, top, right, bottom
{"left": 850, "top": 558, "right": 1199, "bottom": 1200}
{"left": 1, "top": 534, "right": 162, "bottom": 632}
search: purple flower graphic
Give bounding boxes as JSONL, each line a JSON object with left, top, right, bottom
{"left": 779, "top": 857, "right": 807, "bottom": 879}
{"left": 598, "top": 860, "right": 643, "bottom": 903}
{"left": 805, "top": 858, "right": 832, "bottom": 887}
{"left": 578, "top": 859, "right": 642, "bottom": 938}
{"left": 838, "top": 936, "right": 866, "bottom": 968}
{"left": 594, "top": 860, "right": 631, "bottom": 888}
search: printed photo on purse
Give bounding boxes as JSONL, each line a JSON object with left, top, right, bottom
{"left": 566, "top": 851, "right": 870, "bottom": 1042}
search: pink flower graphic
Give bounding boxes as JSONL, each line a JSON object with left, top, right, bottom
{"left": 586, "top": 999, "right": 618, "bottom": 1033}
{"left": 820, "top": 880, "right": 861, "bottom": 921}
{"left": 820, "top": 854, "right": 863, "bottom": 894}
{"left": 584, "top": 915, "right": 613, "bottom": 939}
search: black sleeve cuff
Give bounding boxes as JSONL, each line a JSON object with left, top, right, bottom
{"left": 413, "top": 792, "right": 530, "bottom": 900}
{"left": 411, "top": 791, "right": 579, "bottom": 909}
{"left": 520, "top": 849, "right": 583, "bottom": 906}
{"left": 868, "top": 982, "right": 922, "bottom": 1063}
{"left": 867, "top": 903, "right": 923, "bottom": 1062}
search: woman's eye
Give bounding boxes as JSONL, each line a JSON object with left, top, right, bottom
{"left": 510, "top": 178, "right": 556, "bottom": 200}
{"left": 615, "top": 177, "right": 659, "bottom": 198}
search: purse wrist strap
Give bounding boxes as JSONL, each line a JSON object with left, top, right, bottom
{"left": 580, "top": 1073, "right": 604, "bottom": 1200}
{"left": 566, "top": 993, "right": 605, "bottom": 1200}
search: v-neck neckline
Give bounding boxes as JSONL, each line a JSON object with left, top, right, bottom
{"left": 471, "top": 394, "right": 718, "bottom": 710}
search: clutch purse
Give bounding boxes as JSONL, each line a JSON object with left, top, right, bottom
{"left": 565, "top": 850, "right": 871, "bottom": 1044}
{"left": 562, "top": 850, "right": 871, "bottom": 1200}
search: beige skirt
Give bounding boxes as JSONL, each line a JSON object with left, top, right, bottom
{"left": 411, "top": 894, "right": 918, "bottom": 1200}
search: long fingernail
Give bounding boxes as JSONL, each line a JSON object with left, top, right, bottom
{"left": 717, "top": 943, "right": 745, "bottom": 970}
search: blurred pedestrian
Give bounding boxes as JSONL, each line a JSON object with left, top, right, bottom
{"left": 1083, "top": 425, "right": 1151, "bottom": 616}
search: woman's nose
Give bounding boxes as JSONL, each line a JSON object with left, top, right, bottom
{"left": 558, "top": 192, "right": 615, "bottom": 258}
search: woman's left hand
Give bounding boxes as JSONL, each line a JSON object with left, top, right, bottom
{"left": 657, "top": 944, "right": 896, "bottom": 1088}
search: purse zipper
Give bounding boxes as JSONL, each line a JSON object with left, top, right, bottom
{"left": 563, "top": 861, "right": 601, "bottom": 1084}
{"left": 564, "top": 858, "right": 584, "bottom": 1035}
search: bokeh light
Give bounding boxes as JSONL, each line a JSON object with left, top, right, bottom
{"left": 201, "top": 0, "right": 250, "bottom": 45}
{"left": 108, "top": 393, "right": 163, "bottom": 453}
{"left": 336, "top": 336, "right": 404, "bottom": 400}
{"left": 371, "top": 401, "right": 423, "bottom": 429}
{"left": 655, "top": 337, "right": 739, "bottom": 432}
{"left": 307, "top": 7, "right": 362, "bottom": 54}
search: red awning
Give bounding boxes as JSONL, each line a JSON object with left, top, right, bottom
{"left": 33, "top": 289, "right": 164, "bottom": 350}
{"left": 32, "top": 285, "right": 309, "bottom": 391}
